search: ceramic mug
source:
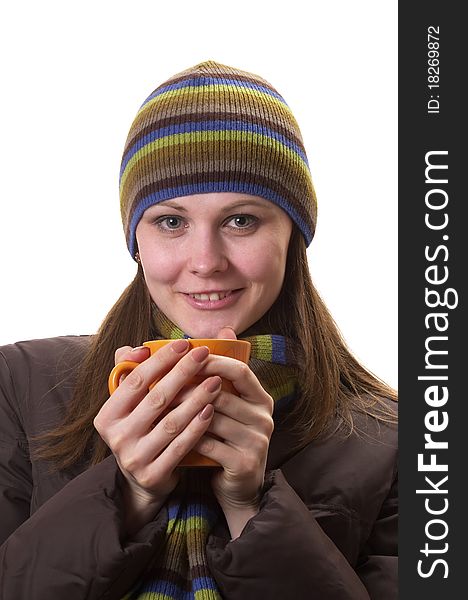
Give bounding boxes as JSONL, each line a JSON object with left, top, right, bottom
{"left": 108, "top": 338, "right": 251, "bottom": 467}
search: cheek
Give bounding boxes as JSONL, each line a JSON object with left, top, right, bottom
{"left": 237, "top": 243, "right": 287, "bottom": 284}
{"left": 141, "top": 249, "right": 180, "bottom": 285}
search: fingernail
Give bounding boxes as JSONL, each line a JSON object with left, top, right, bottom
{"left": 205, "top": 376, "right": 222, "bottom": 393}
{"left": 131, "top": 346, "right": 146, "bottom": 353}
{"left": 172, "top": 339, "right": 189, "bottom": 353}
{"left": 199, "top": 404, "right": 214, "bottom": 420}
{"left": 192, "top": 346, "right": 210, "bottom": 362}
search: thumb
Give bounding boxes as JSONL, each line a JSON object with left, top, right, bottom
{"left": 216, "top": 326, "right": 237, "bottom": 340}
{"left": 114, "top": 345, "right": 150, "bottom": 365}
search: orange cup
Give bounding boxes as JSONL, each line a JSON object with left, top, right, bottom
{"left": 108, "top": 338, "right": 251, "bottom": 467}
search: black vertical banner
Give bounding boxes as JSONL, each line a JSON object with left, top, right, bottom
{"left": 399, "top": 2, "right": 466, "bottom": 598}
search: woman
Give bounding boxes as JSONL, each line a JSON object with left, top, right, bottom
{"left": 0, "top": 61, "right": 397, "bottom": 599}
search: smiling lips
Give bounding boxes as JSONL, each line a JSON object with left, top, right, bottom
{"left": 183, "top": 289, "right": 242, "bottom": 309}
{"left": 189, "top": 290, "right": 232, "bottom": 301}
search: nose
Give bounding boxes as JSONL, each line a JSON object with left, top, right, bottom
{"left": 187, "top": 229, "right": 229, "bottom": 276}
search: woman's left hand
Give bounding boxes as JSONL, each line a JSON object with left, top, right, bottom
{"left": 193, "top": 328, "right": 274, "bottom": 529}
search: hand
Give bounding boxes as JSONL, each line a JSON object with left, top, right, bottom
{"left": 93, "top": 340, "right": 222, "bottom": 534}
{"left": 194, "top": 327, "right": 274, "bottom": 534}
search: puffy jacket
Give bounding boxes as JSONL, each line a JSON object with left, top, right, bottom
{"left": 0, "top": 336, "right": 398, "bottom": 599}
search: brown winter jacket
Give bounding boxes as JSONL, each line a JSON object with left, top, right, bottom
{"left": 0, "top": 336, "right": 398, "bottom": 599}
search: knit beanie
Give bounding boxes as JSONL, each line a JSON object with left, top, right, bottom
{"left": 119, "top": 60, "right": 317, "bottom": 258}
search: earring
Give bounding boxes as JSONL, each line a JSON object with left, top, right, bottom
{"left": 134, "top": 251, "right": 141, "bottom": 263}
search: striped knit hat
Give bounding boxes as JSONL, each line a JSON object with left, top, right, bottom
{"left": 119, "top": 61, "right": 317, "bottom": 258}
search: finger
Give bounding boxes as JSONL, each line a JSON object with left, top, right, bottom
{"left": 198, "top": 356, "right": 273, "bottom": 409}
{"left": 193, "top": 433, "right": 237, "bottom": 469}
{"left": 169, "top": 384, "right": 198, "bottom": 408}
{"left": 97, "top": 339, "right": 191, "bottom": 422}
{"left": 115, "top": 346, "right": 133, "bottom": 364}
{"left": 131, "top": 376, "right": 222, "bottom": 464}
{"left": 143, "top": 404, "right": 215, "bottom": 485}
{"left": 216, "top": 326, "right": 237, "bottom": 340}
{"left": 115, "top": 346, "right": 152, "bottom": 385}
{"left": 127, "top": 346, "right": 214, "bottom": 431}
{"left": 207, "top": 411, "right": 273, "bottom": 449}
{"left": 115, "top": 345, "right": 151, "bottom": 366}
{"left": 211, "top": 390, "right": 260, "bottom": 425}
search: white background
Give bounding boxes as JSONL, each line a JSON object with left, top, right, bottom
{"left": 0, "top": 0, "right": 397, "bottom": 389}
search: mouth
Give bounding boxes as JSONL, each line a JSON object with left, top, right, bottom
{"left": 182, "top": 288, "right": 243, "bottom": 309}
{"left": 188, "top": 290, "right": 233, "bottom": 301}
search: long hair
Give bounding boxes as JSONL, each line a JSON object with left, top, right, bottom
{"left": 34, "top": 227, "right": 396, "bottom": 469}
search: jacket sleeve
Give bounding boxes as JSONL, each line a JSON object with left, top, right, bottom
{"left": 0, "top": 455, "right": 169, "bottom": 600}
{"left": 0, "top": 350, "right": 32, "bottom": 544}
{"left": 355, "top": 473, "right": 398, "bottom": 597}
{"left": 207, "top": 469, "right": 397, "bottom": 600}
{"left": 0, "top": 351, "right": 168, "bottom": 600}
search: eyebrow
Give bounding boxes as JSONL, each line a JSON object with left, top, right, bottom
{"left": 157, "top": 199, "right": 274, "bottom": 212}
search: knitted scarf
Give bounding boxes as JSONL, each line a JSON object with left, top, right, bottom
{"left": 122, "top": 307, "right": 300, "bottom": 600}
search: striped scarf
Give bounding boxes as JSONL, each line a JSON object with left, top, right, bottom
{"left": 122, "top": 307, "right": 300, "bottom": 600}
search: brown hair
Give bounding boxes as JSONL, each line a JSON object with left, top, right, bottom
{"left": 35, "top": 227, "right": 397, "bottom": 469}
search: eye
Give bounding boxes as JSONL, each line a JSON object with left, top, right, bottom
{"left": 153, "top": 215, "right": 185, "bottom": 231}
{"left": 225, "top": 214, "right": 258, "bottom": 230}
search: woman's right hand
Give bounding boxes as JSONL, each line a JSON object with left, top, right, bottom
{"left": 93, "top": 339, "right": 221, "bottom": 534}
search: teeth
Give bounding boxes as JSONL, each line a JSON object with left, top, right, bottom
{"left": 190, "top": 291, "right": 231, "bottom": 301}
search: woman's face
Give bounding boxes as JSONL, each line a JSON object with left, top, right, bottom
{"left": 135, "top": 193, "right": 293, "bottom": 338}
